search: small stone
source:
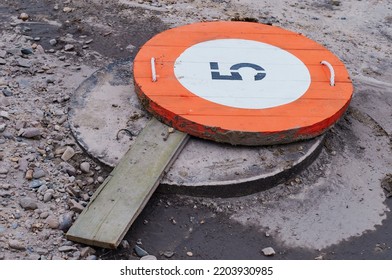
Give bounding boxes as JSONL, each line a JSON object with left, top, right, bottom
{"left": 97, "top": 176, "right": 104, "bottom": 183}
{"left": 69, "top": 199, "right": 84, "bottom": 213}
{"left": 80, "top": 162, "right": 90, "bottom": 173}
{"left": 59, "top": 162, "right": 76, "bottom": 176}
{"left": 17, "top": 58, "right": 32, "bottom": 68}
{"left": 59, "top": 245, "right": 78, "bottom": 252}
{"left": 0, "top": 50, "right": 6, "bottom": 58}
{"left": 141, "top": 255, "right": 157, "bottom": 260}
{"left": 64, "top": 44, "right": 74, "bottom": 51}
{"left": 331, "top": 0, "right": 341, "bottom": 6}
{"left": 35, "top": 45, "right": 45, "bottom": 54}
{"left": 43, "top": 192, "right": 53, "bottom": 202}
{"left": 80, "top": 246, "right": 96, "bottom": 258}
{"left": 63, "top": 7, "right": 73, "bottom": 13}
{"left": 120, "top": 240, "right": 130, "bottom": 249}
{"left": 19, "top": 197, "right": 38, "bottom": 210}
{"left": 9, "top": 240, "right": 26, "bottom": 250}
{"left": 0, "top": 111, "right": 9, "bottom": 119}
{"left": 163, "top": 251, "right": 175, "bottom": 258}
{"left": 86, "top": 255, "right": 97, "bottom": 260}
{"left": 21, "top": 48, "right": 34, "bottom": 55}
{"left": 25, "top": 169, "right": 33, "bottom": 180}
{"left": 45, "top": 215, "right": 59, "bottom": 229}
{"left": 61, "top": 146, "right": 75, "bottom": 161}
{"left": 33, "top": 168, "right": 46, "bottom": 179}
{"left": 30, "top": 180, "right": 43, "bottom": 189}
{"left": 26, "top": 253, "right": 41, "bottom": 260}
{"left": 85, "top": 39, "right": 93, "bottom": 44}
{"left": 19, "top": 13, "right": 29, "bottom": 21}
{"left": 40, "top": 212, "right": 49, "bottom": 219}
{"left": 134, "top": 245, "right": 149, "bottom": 257}
{"left": 34, "top": 37, "right": 41, "bottom": 42}
{"left": 21, "top": 127, "right": 42, "bottom": 138}
{"left": 2, "top": 88, "right": 13, "bottom": 97}
{"left": 0, "top": 166, "right": 9, "bottom": 174}
{"left": 0, "top": 59, "right": 6, "bottom": 65}
{"left": 58, "top": 212, "right": 73, "bottom": 231}
{"left": 49, "top": 39, "right": 57, "bottom": 46}
{"left": 186, "top": 251, "right": 193, "bottom": 257}
{"left": 0, "top": 124, "right": 6, "bottom": 133}
{"left": 261, "top": 247, "right": 276, "bottom": 256}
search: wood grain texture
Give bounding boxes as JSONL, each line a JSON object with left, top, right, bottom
{"left": 66, "top": 118, "right": 189, "bottom": 248}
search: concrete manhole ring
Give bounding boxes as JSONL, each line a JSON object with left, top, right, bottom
{"left": 69, "top": 59, "right": 325, "bottom": 197}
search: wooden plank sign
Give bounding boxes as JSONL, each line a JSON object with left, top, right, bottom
{"left": 66, "top": 119, "right": 189, "bottom": 248}
{"left": 134, "top": 21, "right": 353, "bottom": 145}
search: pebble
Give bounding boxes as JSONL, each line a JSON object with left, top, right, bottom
{"left": 8, "top": 240, "right": 26, "bottom": 250}
{"left": 120, "top": 240, "right": 130, "bottom": 249}
{"left": 49, "top": 39, "right": 57, "bottom": 46}
{"left": 80, "top": 162, "right": 90, "bottom": 173}
{"left": 0, "top": 123, "right": 6, "bottom": 133}
{"left": 39, "top": 212, "right": 49, "bottom": 219}
{"left": 63, "top": 7, "right": 73, "bottom": 13}
{"left": 261, "top": 247, "right": 276, "bottom": 256}
{"left": 86, "top": 255, "right": 97, "bottom": 260}
{"left": 0, "top": 59, "right": 6, "bottom": 65}
{"left": 64, "top": 44, "right": 75, "bottom": 51}
{"left": 0, "top": 110, "right": 9, "bottom": 119}
{"left": 0, "top": 50, "right": 6, "bottom": 58}
{"left": 19, "top": 13, "right": 29, "bottom": 21}
{"left": 69, "top": 199, "right": 84, "bottom": 213}
{"left": 45, "top": 215, "right": 59, "bottom": 229}
{"left": 80, "top": 246, "right": 96, "bottom": 258}
{"left": 134, "top": 245, "right": 149, "bottom": 257}
{"left": 331, "top": 0, "right": 341, "bottom": 6}
{"left": 163, "top": 251, "right": 175, "bottom": 258}
{"left": 61, "top": 146, "right": 75, "bottom": 161}
{"left": 0, "top": 167, "right": 9, "bottom": 174}
{"left": 97, "top": 176, "right": 104, "bottom": 183}
{"left": 21, "top": 48, "right": 34, "bottom": 55}
{"left": 21, "top": 128, "right": 42, "bottom": 138}
{"left": 43, "top": 192, "right": 53, "bottom": 202}
{"left": 141, "top": 255, "right": 157, "bottom": 260}
{"left": 60, "top": 162, "right": 76, "bottom": 176}
{"left": 58, "top": 212, "right": 73, "bottom": 231}
{"left": 2, "top": 88, "right": 13, "bottom": 97}
{"left": 19, "top": 197, "right": 38, "bottom": 210}
{"left": 58, "top": 245, "right": 78, "bottom": 252}
{"left": 186, "top": 251, "right": 193, "bottom": 257}
{"left": 33, "top": 168, "right": 46, "bottom": 179}
{"left": 17, "top": 59, "right": 32, "bottom": 68}
{"left": 30, "top": 180, "right": 43, "bottom": 189}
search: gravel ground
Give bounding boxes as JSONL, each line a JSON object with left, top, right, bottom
{"left": 0, "top": 0, "right": 391, "bottom": 260}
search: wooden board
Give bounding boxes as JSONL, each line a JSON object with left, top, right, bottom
{"left": 133, "top": 21, "right": 353, "bottom": 145}
{"left": 66, "top": 118, "right": 189, "bottom": 248}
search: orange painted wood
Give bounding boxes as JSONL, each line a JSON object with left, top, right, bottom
{"left": 133, "top": 21, "right": 353, "bottom": 145}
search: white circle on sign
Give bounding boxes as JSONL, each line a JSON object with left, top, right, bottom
{"left": 174, "top": 39, "right": 311, "bottom": 109}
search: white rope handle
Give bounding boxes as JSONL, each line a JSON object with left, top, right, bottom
{"left": 151, "top": 57, "right": 157, "bottom": 82}
{"left": 321, "top": 60, "right": 335, "bottom": 86}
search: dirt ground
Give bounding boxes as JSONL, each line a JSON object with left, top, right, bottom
{"left": 0, "top": 0, "right": 391, "bottom": 260}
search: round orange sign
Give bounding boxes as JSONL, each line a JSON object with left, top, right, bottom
{"left": 134, "top": 21, "right": 353, "bottom": 145}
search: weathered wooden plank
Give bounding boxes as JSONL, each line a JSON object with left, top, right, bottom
{"left": 66, "top": 118, "right": 189, "bottom": 248}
